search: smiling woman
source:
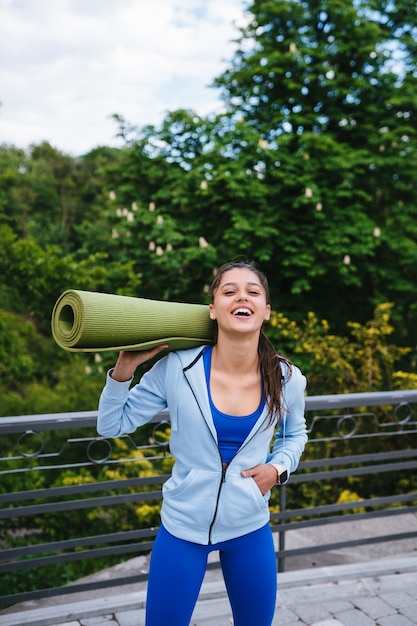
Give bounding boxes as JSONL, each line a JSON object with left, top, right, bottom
{"left": 208, "top": 261, "right": 291, "bottom": 419}
{"left": 96, "top": 260, "right": 307, "bottom": 625}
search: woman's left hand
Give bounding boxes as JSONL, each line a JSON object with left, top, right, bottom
{"left": 241, "top": 464, "right": 278, "bottom": 495}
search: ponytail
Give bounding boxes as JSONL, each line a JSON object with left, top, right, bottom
{"left": 258, "top": 328, "right": 292, "bottom": 424}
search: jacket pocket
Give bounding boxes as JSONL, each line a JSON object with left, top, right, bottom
{"left": 162, "top": 467, "right": 201, "bottom": 498}
{"left": 214, "top": 472, "right": 269, "bottom": 535}
{"left": 162, "top": 468, "right": 220, "bottom": 531}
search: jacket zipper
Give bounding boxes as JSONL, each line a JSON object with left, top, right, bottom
{"left": 186, "top": 379, "right": 271, "bottom": 543}
{"left": 183, "top": 368, "right": 227, "bottom": 543}
{"left": 207, "top": 413, "right": 274, "bottom": 542}
{"left": 183, "top": 357, "right": 271, "bottom": 544}
{"left": 208, "top": 462, "right": 229, "bottom": 543}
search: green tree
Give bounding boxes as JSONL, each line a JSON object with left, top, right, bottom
{"left": 0, "top": 145, "right": 33, "bottom": 236}
{"left": 213, "top": 0, "right": 417, "bottom": 343}
{"left": 0, "top": 306, "right": 109, "bottom": 417}
{"left": 94, "top": 111, "right": 293, "bottom": 303}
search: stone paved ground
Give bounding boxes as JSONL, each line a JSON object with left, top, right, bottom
{"left": 2, "top": 515, "right": 417, "bottom": 626}
{"left": 1, "top": 555, "right": 416, "bottom": 626}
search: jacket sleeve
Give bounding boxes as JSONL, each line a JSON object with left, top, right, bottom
{"left": 97, "top": 354, "right": 171, "bottom": 438}
{"left": 267, "top": 365, "right": 308, "bottom": 476}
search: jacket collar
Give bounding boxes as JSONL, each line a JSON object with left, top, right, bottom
{"left": 179, "top": 346, "right": 271, "bottom": 446}
{"left": 180, "top": 346, "right": 217, "bottom": 441}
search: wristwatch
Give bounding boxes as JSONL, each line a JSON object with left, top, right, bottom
{"left": 269, "top": 462, "right": 288, "bottom": 485}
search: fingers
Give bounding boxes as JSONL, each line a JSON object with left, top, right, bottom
{"left": 147, "top": 343, "right": 169, "bottom": 358}
{"left": 241, "top": 465, "right": 259, "bottom": 478}
{"left": 133, "top": 344, "right": 169, "bottom": 366}
{"left": 112, "top": 344, "right": 169, "bottom": 382}
{"left": 122, "top": 343, "right": 168, "bottom": 363}
{"left": 241, "top": 464, "right": 277, "bottom": 495}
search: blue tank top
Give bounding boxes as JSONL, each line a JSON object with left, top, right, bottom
{"left": 203, "top": 346, "right": 265, "bottom": 463}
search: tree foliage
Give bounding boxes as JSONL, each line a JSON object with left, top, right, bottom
{"left": 213, "top": 0, "right": 417, "bottom": 337}
{"left": 1, "top": 0, "right": 417, "bottom": 417}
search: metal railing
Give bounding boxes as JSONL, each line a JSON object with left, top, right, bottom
{"left": 1, "top": 389, "right": 417, "bottom": 606}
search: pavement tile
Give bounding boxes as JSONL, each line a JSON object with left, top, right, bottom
{"left": 377, "top": 616, "right": 416, "bottom": 626}
{"left": 82, "top": 622, "right": 118, "bottom": 626}
{"left": 280, "top": 580, "right": 364, "bottom": 604}
{"left": 383, "top": 590, "right": 417, "bottom": 609}
{"left": 400, "top": 603, "right": 417, "bottom": 622}
{"left": 114, "top": 609, "right": 145, "bottom": 626}
{"left": 80, "top": 618, "right": 117, "bottom": 625}
{"left": 272, "top": 616, "right": 304, "bottom": 626}
{"left": 351, "top": 596, "right": 398, "bottom": 619}
{"left": 363, "top": 571, "right": 417, "bottom": 594}
{"left": 333, "top": 608, "right": 375, "bottom": 626}
{"left": 310, "top": 621, "right": 345, "bottom": 626}
{"left": 291, "top": 600, "right": 333, "bottom": 623}
{"left": 190, "top": 617, "right": 233, "bottom": 625}
{"left": 273, "top": 606, "right": 300, "bottom": 624}
{"left": 315, "top": 600, "right": 354, "bottom": 614}
{"left": 191, "top": 596, "right": 233, "bottom": 624}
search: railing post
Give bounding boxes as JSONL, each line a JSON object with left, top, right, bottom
{"left": 277, "top": 483, "right": 286, "bottom": 573}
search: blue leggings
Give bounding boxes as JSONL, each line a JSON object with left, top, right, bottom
{"left": 145, "top": 523, "right": 277, "bottom": 626}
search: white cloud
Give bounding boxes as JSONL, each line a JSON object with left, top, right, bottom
{"left": 0, "top": 0, "right": 246, "bottom": 155}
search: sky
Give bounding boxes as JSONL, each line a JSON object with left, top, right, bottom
{"left": 0, "top": 0, "right": 247, "bottom": 156}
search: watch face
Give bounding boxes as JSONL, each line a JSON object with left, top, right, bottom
{"left": 280, "top": 470, "right": 288, "bottom": 484}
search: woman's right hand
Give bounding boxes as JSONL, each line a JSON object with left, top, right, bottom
{"left": 110, "top": 344, "right": 168, "bottom": 382}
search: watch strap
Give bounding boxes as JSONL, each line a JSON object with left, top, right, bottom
{"left": 269, "top": 462, "right": 288, "bottom": 485}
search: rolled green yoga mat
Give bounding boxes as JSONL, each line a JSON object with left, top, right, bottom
{"left": 51, "top": 289, "right": 215, "bottom": 353}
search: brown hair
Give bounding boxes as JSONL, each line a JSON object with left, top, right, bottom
{"left": 209, "top": 261, "right": 292, "bottom": 423}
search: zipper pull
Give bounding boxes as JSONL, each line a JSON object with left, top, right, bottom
{"left": 221, "top": 460, "right": 230, "bottom": 483}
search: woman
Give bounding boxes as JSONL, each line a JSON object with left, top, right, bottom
{"left": 97, "top": 261, "right": 307, "bottom": 626}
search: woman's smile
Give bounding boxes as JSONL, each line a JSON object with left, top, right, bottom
{"left": 209, "top": 267, "right": 271, "bottom": 330}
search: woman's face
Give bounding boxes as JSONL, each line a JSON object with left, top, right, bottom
{"left": 209, "top": 267, "right": 271, "bottom": 336}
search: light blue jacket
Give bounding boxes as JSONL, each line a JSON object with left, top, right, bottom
{"left": 97, "top": 346, "right": 307, "bottom": 545}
